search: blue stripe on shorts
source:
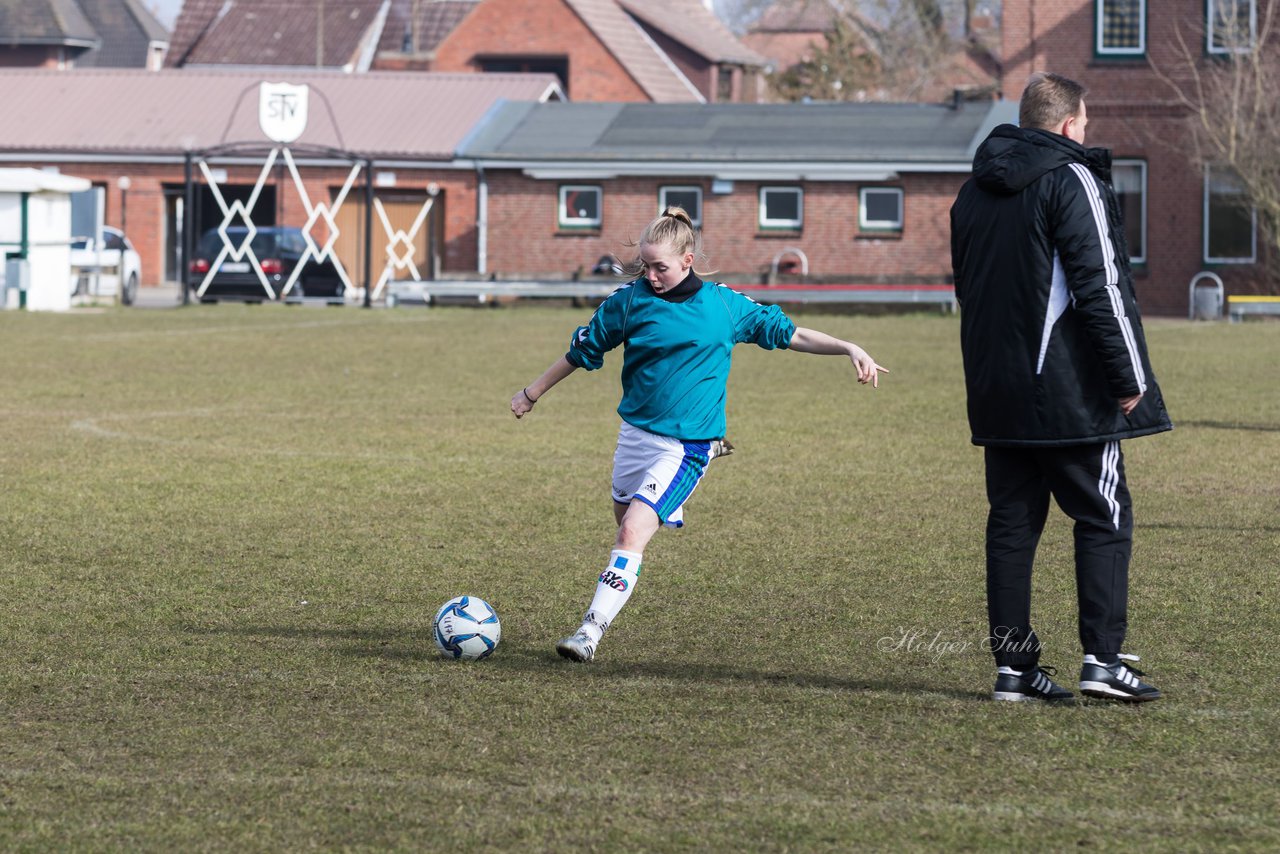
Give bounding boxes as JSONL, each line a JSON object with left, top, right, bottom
{"left": 652, "top": 441, "right": 711, "bottom": 522}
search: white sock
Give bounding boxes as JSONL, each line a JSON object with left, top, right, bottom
{"left": 997, "top": 666, "right": 1024, "bottom": 676}
{"left": 581, "top": 549, "right": 642, "bottom": 643}
{"left": 1083, "top": 655, "right": 1114, "bottom": 666}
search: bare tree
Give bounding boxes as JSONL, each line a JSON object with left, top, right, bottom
{"left": 715, "top": 0, "right": 777, "bottom": 33}
{"left": 764, "top": 0, "right": 996, "bottom": 102}
{"left": 1154, "top": 1, "right": 1280, "bottom": 289}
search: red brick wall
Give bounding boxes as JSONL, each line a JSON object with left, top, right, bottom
{"left": 0, "top": 46, "right": 65, "bottom": 68}
{"left": 432, "top": 0, "right": 650, "bottom": 101}
{"left": 1000, "top": 0, "right": 1272, "bottom": 314}
{"left": 11, "top": 161, "right": 478, "bottom": 287}
{"left": 482, "top": 171, "right": 964, "bottom": 281}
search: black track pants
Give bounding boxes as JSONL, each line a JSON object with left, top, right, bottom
{"left": 984, "top": 441, "right": 1132, "bottom": 670}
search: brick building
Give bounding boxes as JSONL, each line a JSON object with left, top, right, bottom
{"left": 458, "top": 99, "right": 1014, "bottom": 283}
{"left": 167, "top": 0, "right": 768, "bottom": 103}
{"left": 1000, "top": 0, "right": 1274, "bottom": 314}
{"left": 0, "top": 69, "right": 561, "bottom": 289}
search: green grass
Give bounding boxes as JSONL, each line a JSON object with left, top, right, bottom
{"left": 0, "top": 304, "right": 1277, "bottom": 851}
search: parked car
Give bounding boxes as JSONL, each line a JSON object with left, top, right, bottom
{"left": 189, "top": 227, "right": 345, "bottom": 303}
{"left": 70, "top": 226, "right": 141, "bottom": 305}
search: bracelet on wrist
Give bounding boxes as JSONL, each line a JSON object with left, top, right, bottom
{"left": 522, "top": 387, "right": 538, "bottom": 404}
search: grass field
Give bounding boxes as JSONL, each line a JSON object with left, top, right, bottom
{"left": 1, "top": 302, "right": 1277, "bottom": 851}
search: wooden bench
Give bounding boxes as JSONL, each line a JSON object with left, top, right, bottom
{"left": 1227, "top": 295, "right": 1280, "bottom": 323}
{"left": 387, "top": 280, "right": 957, "bottom": 312}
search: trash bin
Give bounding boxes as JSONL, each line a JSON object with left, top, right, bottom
{"left": 1188, "top": 271, "right": 1224, "bottom": 321}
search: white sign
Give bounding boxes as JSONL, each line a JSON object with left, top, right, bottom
{"left": 258, "top": 82, "right": 309, "bottom": 144}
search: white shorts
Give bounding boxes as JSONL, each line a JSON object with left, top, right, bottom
{"left": 611, "top": 422, "right": 713, "bottom": 528}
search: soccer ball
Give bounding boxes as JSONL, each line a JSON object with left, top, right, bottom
{"left": 433, "top": 595, "right": 501, "bottom": 660}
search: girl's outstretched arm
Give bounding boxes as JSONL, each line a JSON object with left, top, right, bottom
{"left": 788, "top": 327, "right": 888, "bottom": 388}
{"left": 511, "top": 355, "right": 578, "bottom": 418}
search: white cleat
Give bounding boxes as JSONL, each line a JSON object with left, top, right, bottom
{"left": 556, "top": 631, "right": 596, "bottom": 663}
{"left": 710, "top": 438, "right": 735, "bottom": 460}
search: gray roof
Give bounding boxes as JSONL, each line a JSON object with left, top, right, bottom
{"left": 0, "top": 0, "right": 99, "bottom": 46}
{"left": 461, "top": 99, "right": 1016, "bottom": 165}
{"left": 75, "top": 0, "right": 169, "bottom": 67}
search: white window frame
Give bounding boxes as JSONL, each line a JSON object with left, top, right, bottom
{"left": 759, "top": 186, "right": 803, "bottom": 229}
{"left": 1112, "top": 159, "right": 1147, "bottom": 264}
{"left": 1203, "top": 165, "right": 1257, "bottom": 264}
{"left": 1207, "top": 0, "right": 1257, "bottom": 55}
{"left": 858, "top": 187, "right": 904, "bottom": 231}
{"left": 1096, "top": 0, "right": 1146, "bottom": 56}
{"left": 558, "top": 185, "right": 602, "bottom": 229}
{"left": 659, "top": 185, "right": 703, "bottom": 226}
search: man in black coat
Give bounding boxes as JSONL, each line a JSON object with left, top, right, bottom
{"left": 950, "top": 72, "right": 1173, "bottom": 703}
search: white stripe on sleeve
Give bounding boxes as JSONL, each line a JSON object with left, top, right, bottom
{"left": 1068, "top": 163, "right": 1147, "bottom": 394}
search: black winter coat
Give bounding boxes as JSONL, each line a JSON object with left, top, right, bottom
{"left": 950, "top": 124, "right": 1172, "bottom": 447}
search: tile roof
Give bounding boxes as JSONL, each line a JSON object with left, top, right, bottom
{"left": 165, "top": 0, "right": 221, "bottom": 65}
{"left": 0, "top": 0, "right": 99, "bottom": 45}
{"left": 0, "top": 68, "right": 561, "bottom": 159}
{"left": 461, "top": 99, "right": 1013, "bottom": 164}
{"left": 169, "top": 0, "right": 387, "bottom": 69}
{"left": 750, "top": 0, "right": 841, "bottom": 33}
{"left": 562, "top": 0, "right": 702, "bottom": 103}
{"left": 617, "top": 0, "right": 766, "bottom": 66}
{"left": 376, "top": 0, "right": 477, "bottom": 55}
{"left": 75, "top": 0, "right": 170, "bottom": 67}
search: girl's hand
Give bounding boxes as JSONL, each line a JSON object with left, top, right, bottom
{"left": 848, "top": 347, "right": 889, "bottom": 388}
{"left": 511, "top": 387, "right": 537, "bottom": 419}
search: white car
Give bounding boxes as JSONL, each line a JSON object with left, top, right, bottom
{"left": 70, "top": 226, "right": 142, "bottom": 305}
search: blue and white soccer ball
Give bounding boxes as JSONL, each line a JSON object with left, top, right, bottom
{"left": 433, "top": 595, "right": 501, "bottom": 660}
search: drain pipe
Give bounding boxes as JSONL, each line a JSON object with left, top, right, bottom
{"left": 476, "top": 164, "right": 488, "bottom": 276}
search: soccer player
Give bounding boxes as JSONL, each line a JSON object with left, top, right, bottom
{"left": 511, "top": 207, "right": 886, "bottom": 662}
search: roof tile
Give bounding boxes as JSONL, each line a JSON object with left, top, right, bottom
{"left": 617, "top": 0, "right": 766, "bottom": 66}
{"left": 563, "top": 0, "right": 702, "bottom": 102}
{"left": 0, "top": 68, "right": 560, "bottom": 158}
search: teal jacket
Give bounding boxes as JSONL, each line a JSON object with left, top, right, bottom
{"left": 566, "top": 277, "right": 796, "bottom": 440}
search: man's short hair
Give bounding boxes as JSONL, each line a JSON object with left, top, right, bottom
{"left": 1019, "top": 73, "right": 1088, "bottom": 130}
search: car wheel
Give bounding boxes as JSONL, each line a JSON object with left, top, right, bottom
{"left": 121, "top": 273, "right": 139, "bottom": 306}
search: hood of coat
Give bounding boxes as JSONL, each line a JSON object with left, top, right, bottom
{"left": 971, "top": 124, "right": 1113, "bottom": 195}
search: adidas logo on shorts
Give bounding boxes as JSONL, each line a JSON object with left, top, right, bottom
{"left": 644, "top": 482, "right": 658, "bottom": 494}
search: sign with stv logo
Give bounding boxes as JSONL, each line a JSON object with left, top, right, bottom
{"left": 258, "top": 82, "right": 309, "bottom": 144}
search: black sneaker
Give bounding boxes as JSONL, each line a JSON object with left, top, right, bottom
{"left": 992, "top": 666, "right": 1075, "bottom": 702}
{"left": 1079, "top": 655, "right": 1161, "bottom": 702}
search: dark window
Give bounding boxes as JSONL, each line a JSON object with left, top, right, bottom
{"left": 1209, "top": 0, "right": 1255, "bottom": 53}
{"left": 659, "top": 186, "right": 702, "bottom": 226}
{"left": 559, "top": 186, "right": 602, "bottom": 228}
{"left": 717, "top": 67, "right": 734, "bottom": 102}
{"left": 859, "top": 188, "right": 903, "bottom": 230}
{"left": 1097, "top": 0, "right": 1144, "bottom": 54}
{"left": 759, "top": 187, "right": 803, "bottom": 228}
{"left": 1112, "top": 161, "right": 1146, "bottom": 263}
{"left": 1204, "top": 165, "right": 1255, "bottom": 262}
{"left": 477, "top": 55, "right": 569, "bottom": 93}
